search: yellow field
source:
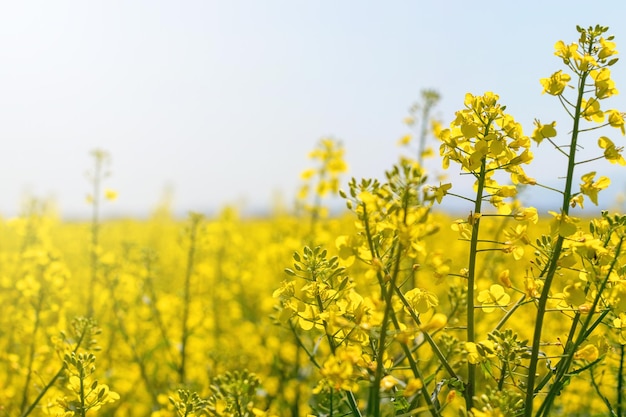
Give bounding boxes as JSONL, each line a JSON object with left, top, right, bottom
{"left": 0, "top": 201, "right": 622, "bottom": 416}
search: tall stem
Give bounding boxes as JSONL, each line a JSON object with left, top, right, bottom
{"left": 19, "top": 291, "right": 44, "bottom": 414}
{"left": 619, "top": 344, "right": 624, "bottom": 417}
{"left": 179, "top": 214, "right": 201, "bottom": 384}
{"left": 465, "top": 156, "right": 487, "bottom": 410}
{"left": 523, "top": 66, "right": 589, "bottom": 417}
{"left": 538, "top": 237, "right": 623, "bottom": 416}
{"left": 88, "top": 155, "right": 102, "bottom": 318}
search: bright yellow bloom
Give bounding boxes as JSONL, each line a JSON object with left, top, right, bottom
{"left": 570, "top": 193, "right": 585, "bottom": 208}
{"left": 614, "top": 313, "right": 626, "bottom": 344}
{"left": 598, "top": 37, "right": 618, "bottom": 60}
{"left": 580, "top": 171, "right": 610, "bottom": 205}
{"left": 575, "top": 54, "right": 598, "bottom": 71}
{"left": 317, "top": 345, "right": 364, "bottom": 392}
{"left": 581, "top": 97, "right": 604, "bottom": 122}
{"left": 431, "top": 182, "right": 452, "bottom": 204}
{"left": 605, "top": 110, "right": 625, "bottom": 135}
{"left": 494, "top": 185, "right": 517, "bottom": 198}
{"left": 404, "top": 288, "right": 438, "bottom": 314}
{"left": 451, "top": 219, "right": 472, "bottom": 240}
{"left": 477, "top": 284, "right": 511, "bottom": 313}
{"left": 514, "top": 206, "right": 538, "bottom": 224}
{"left": 598, "top": 136, "right": 626, "bottom": 165}
{"left": 531, "top": 120, "right": 557, "bottom": 145}
{"left": 554, "top": 40, "right": 579, "bottom": 64}
{"left": 540, "top": 70, "right": 571, "bottom": 95}
{"left": 590, "top": 68, "right": 618, "bottom": 99}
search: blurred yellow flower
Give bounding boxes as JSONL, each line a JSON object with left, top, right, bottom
{"left": 397, "top": 134, "right": 412, "bottom": 146}
{"left": 104, "top": 188, "right": 118, "bottom": 201}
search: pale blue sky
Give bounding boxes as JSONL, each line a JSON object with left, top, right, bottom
{"left": 1, "top": 1, "right": 625, "bottom": 218}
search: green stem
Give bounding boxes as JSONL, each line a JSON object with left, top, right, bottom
{"left": 394, "top": 287, "right": 460, "bottom": 381}
{"left": 619, "top": 344, "right": 624, "bottom": 417}
{"left": 20, "top": 322, "right": 90, "bottom": 417}
{"left": 388, "top": 309, "right": 440, "bottom": 417}
{"left": 369, "top": 243, "right": 402, "bottom": 417}
{"left": 465, "top": 156, "right": 487, "bottom": 410}
{"left": 88, "top": 156, "right": 102, "bottom": 318}
{"left": 143, "top": 254, "right": 178, "bottom": 370}
{"left": 179, "top": 214, "right": 201, "bottom": 384}
{"left": 538, "top": 237, "right": 623, "bottom": 416}
{"left": 79, "top": 367, "right": 86, "bottom": 417}
{"left": 313, "top": 273, "right": 362, "bottom": 417}
{"left": 19, "top": 290, "right": 44, "bottom": 414}
{"left": 524, "top": 65, "right": 590, "bottom": 417}
{"left": 494, "top": 294, "right": 526, "bottom": 331}
{"left": 109, "top": 277, "right": 159, "bottom": 405}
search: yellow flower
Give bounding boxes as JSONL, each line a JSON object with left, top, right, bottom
{"left": 380, "top": 375, "right": 398, "bottom": 391}
{"left": 580, "top": 97, "right": 604, "bottom": 122}
{"left": 549, "top": 211, "right": 579, "bottom": 237}
{"left": 598, "top": 37, "right": 618, "bottom": 60}
{"left": 605, "top": 110, "right": 625, "bottom": 135}
{"left": 570, "top": 193, "right": 585, "bottom": 208}
{"left": 465, "top": 340, "right": 496, "bottom": 364}
{"left": 451, "top": 219, "right": 472, "bottom": 240}
{"left": 494, "top": 185, "right": 517, "bottom": 198}
{"left": 403, "top": 378, "right": 423, "bottom": 397}
{"left": 531, "top": 120, "right": 557, "bottom": 145}
{"left": 614, "top": 313, "right": 626, "bottom": 344}
{"left": 317, "top": 345, "right": 363, "bottom": 392}
{"left": 419, "top": 313, "right": 448, "bottom": 332}
{"left": 590, "top": 68, "right": 618, "bottom": 99}
{"left": 574, "top": 344, "right": 599, "bottom": 362}
{"left": 554, "top": 40, "right": 579, "bottom": 64}
{"left": 598, "top": 136, "right": 626, "bottom": 165}
{"left": 397, "top": 134, "right": 412, "bottom": 145}
{"left": 470, "top": 407, "right": 505, "bottom": 417}
{"left": 404, "top": 288, "right": 438, "bottom": 314}
{"left": 580, "top": 171, "right": 610, "bottom": 205}
{"left": 104, "top": 188, "right": 118, "bottom": 201}
{"left": 327, "top": 158, "right": 348, "bottom": 175}
{"left": 498, "top": 269, "right": 512, "bottom": 288}
{"left": 431, "top": 182, "right": 452, "bottom": 204}
{"left": 540, "top": 70, "right": 571, "bottom": 95}
{"left": 574, "top": 54, "right": 598, "bottom": 72}
{"left": 300, "top": 168, "right": 316, "bottom": 180}
{"left": 477, "top": 284, "right": 510, "bottom": 313}
{"left": 514, "top": 206, "right": 538, "bottom": 224}
{"left": 563, "top": 283, "right": 586, "bottom": 306}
